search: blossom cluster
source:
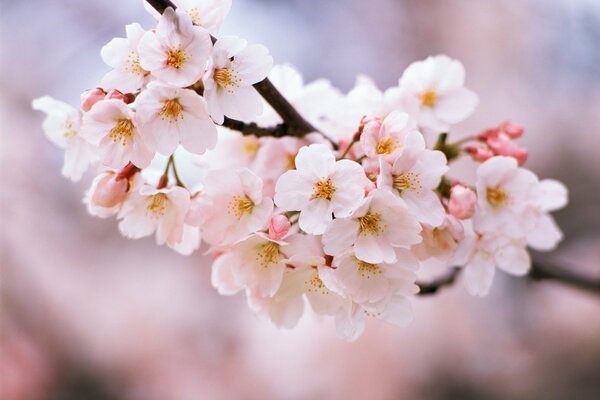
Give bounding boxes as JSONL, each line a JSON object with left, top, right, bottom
{"left": 33, "top": 0, "right": 567, "bottom": 340}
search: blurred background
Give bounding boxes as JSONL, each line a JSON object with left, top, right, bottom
{"left": 1, "top": 0, "right": 600, "bottom": 399}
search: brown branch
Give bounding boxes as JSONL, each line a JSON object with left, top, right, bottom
{"left": 529, "top": 255, "right": 600, "bottom": 295}
{"left": 417, "top": 268, "right": 461, "bottom": 296}
{"left": 145, "top": 0, "right": 329, "bottom": 144}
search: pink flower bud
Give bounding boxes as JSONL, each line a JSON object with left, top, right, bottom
{"left": 448, "top": 184, "right": 477, "bottom": 219}
{"left": 487, "top": 132, "right": 528, "bottom": 165}
{"left": 466, "top": 145, "right": 494, "bottom": 162}
{"left": 80, "top": 88, "right": 106, "bottom": 112}
{"left": 477, "top": 128, "right": 499, "bottom": 141}
{"left": 268, "top": 214, "right": 291, "bottom": 240}
{"left": 499, "top": 121, "right": 524, "bottom": 139}
{"left": 91, "top": 173, "right": 129, "bottom": 208}
{"left": 105, "top": 90, "right": 127, "bottom": 102}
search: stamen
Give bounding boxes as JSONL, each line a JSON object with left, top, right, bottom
{"left": 159, "top": 98, "right": 184, "bottom": 123}
{"left": 146, "top": 193, "right": 168, "bottom": 217}
{"left": 393, "top": 172, "right": 421, "bottom": 193}
{"left": 358, "top": 212, "right": 386, "bottom": 236}
{"left": 255, "top": 242, "right": 281, "bottom": 269}
{"left": 109, "top": 119, "right": 135, "bottom": 146}
{"left": 312, "top": 178, "right": 336, "bottom": 201}
{"left": 486, "top": 186, "right": 509, "bottom": 208}
{"left": 305, "top": 272, "right": 329, "bottom": 295}
{"left": 214, "top": 67, "right": 241, "bottom": 93}
{"left": 227, "top": 195, "right": 255, "bottom": 220}
{"left": 187, "top": 7, "right": 202, "bottom": 25}
{"left": 421, "top": 90, "right": 438, "bottom": 107}
{"left": 166, "top": 48, "right": 189, "bottom": 69}
{"left": 125, "top": 50, "right": 146, "bottom": 76}
{"left": 376, "top": 137, "right": 400, "bottom": 155}
{"left": 357, "top": 260, "right": 383, "bottom": 279}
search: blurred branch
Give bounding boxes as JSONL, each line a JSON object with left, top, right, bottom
{"left": 145, "top": 0, "right": 331, "bottom": 145}
{"left": 417, "top": 259, "right": 600, "bottom": 297}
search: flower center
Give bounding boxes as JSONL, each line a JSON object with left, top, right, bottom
{"left": 125, "top": 50, "right": 146, "bottom": 76}
{"left": 376, "top": 137, "right": 400, "bottom": 155}
{"left": 227, "top": 195, "right": 255, "bottom": 220}
{"left": 159, "top": 98, "right": 184, "bottom": 123}
{"left": 146, "top": 193, "right": 168, "bottom": 217}
{"left": 421, "top": 90, "right": 437, "bottom": 107}
{"left": 187, "top": 8, "right": 202, "bottom": 25}
{"left": 256, "top": 242, "right": 281, "bottom": 269}
{"left": 109, "top": 118, "right": 135, "bottom": 146}
{"left": 393, "top": 172, "right": 421, "bottom": 193}
{"left": 312, "top": 178, "right": 336, "bottom": 201}
{"left": 166, "top": 48, "right": 188, "bottom": 69}
{"left": 486, "top": 186, "right": 509, "bottom": 208}
{"left": 242, "top": 138, "right": 260, "bottom": 158}
{"left": 305, "top": 272, "right": 329, "bottom": 295}
{"left": 214, "top": 67, "right": 240, "bottom": 91}
{"left": 358, "top": 212, "right": 385, "bottom": 236}
{"left": 357, "top": 260, "right": 383, "bottom": 278}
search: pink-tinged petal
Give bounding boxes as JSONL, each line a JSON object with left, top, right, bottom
{"left": 354, "top": 234, "right": 397, "bottom": 264}
{"left": 211, "top": 252, "right": 244, "bottom": 295}
{"left": 62, "top": 139, "right": 92, "bottom": 182}
{"left": 179, "top": 118, "right": 218, "bottom": 155}
{"left": 118, "top": 203, "right": 157, "bottom": 239}
{"left": 434, "top": 88, "right": 478, "bottom": 124}
{"left": 402, "top": 190, "right": 445, "bottom": 227}
{"left": 496, "top": 242, "right": 531, "bottom": 276}
{"left": 378, "top": 295, "right": 413, "bottom": 327}
{"left": 100, "top": 37, "right": 130, "bottom": 68}
{"left": 322, "top": 218, "right": 360, "bottom": 256}
{"left": 97, "top": 136, "right": 130, "bottom": 169}
{"left": 334, "top": 306, "right": 366, "bottom": 341}
{"left": 537, "top": 179, "right": 568, "bottom": 212}
{"left": 477, "top": 156, "right": 517, "bottom": 188}
{"left": 170, "top": 225, "right": 201, "bottom": 255}
{"left": 435, "top": 57, "right": 465, "bottom": 92}
{"left": 413, "top": 150, "right": 448, "bottom": 189}
{"left": 295, "top": 144, "right": 336, "bottom": 179}
{"left": 138, "top": 32, "right": 165, "bottom": 71}
{"left": 217, "top": 86, "right": 264, "bottom": 122}
{"left": 128, "top": 139, "right": 155, "bottom": 169}
{"left": 143, "top": 118, "right": 180, "bottom": 156}
{"left": 527, "top": 214, "right": 563, "bottom": 251}
{"left": 274, "top": 170, "right": 313, "bottom": 211}
{"left": 298, "top": 198, "right": 333, "bottom": 235}
{"left": 464, "top": 253, "right": 496, "bottom": 297}
{"left": 246, "top": 198, "right": 273, "bottom": 232}
{"left": 234, "top": 44, "right": 273, "bottom": 85}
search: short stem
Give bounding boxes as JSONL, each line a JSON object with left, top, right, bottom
{"left": 338, "top": 139, "right": 357, "bottom": 160}
{"left": 169, "top": 155, "right": 186, "bottom": 188}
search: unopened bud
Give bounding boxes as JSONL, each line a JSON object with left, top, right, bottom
{"left": 487, "top": 133, "right": 528, "bottom": 165}
{"left": 499, "top": 121, "right": 524, "bottom": 139}
{"left": 466, "top": 145, "right": 494, "bottom": 162}
{"left": 105, "top": 90, "right": 133, "bottom": 103}
{"left": 80, "top": 88, "right": 106, "bottom": 112}
{"left": 448, "top": 184, "right": 477, "bottom": 219}
{"left": 268, "top": 214, "right": 291, "bottom": 240}
{"left": 91, "top": 173, "right": 129, "bottom": 208}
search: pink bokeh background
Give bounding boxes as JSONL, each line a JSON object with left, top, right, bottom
{"left": 1, "top": 0, "right": 600, "bottom": 399}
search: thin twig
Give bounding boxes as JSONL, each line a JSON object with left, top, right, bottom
{"left": 145, "top": 0, "right": 330, "bottom": 145}
{"left": 417, "top": 268, "right": 461, "bottom": 296}
{"left": 529, "top": 255, "right": 600, "bottom": 295}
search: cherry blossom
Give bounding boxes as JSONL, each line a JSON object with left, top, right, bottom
{"left": 377, "top": 144, "right": 448, "bottom": 227}
{"left": 398, "top": 55, "right": 478, "bottom": 131}
{"left": 322, "top": 189, "right": 422, "bottom": 264}
{"left": 80, "top": 99, "right": 154, "bottom": 169}
{"left": 274, "top": 144, "right": 369, "bottom": 235}
{"left": 190, "top": 168, "right": 273, "bottom": 246}
{"left": 32, "top": 96, "right": 94, "bottom": 181}
{"left": 448, "top": 184, "right": 477, "bottom": 220}
{"left": 176, "top": 0, "right": 232, "bottom": 34}
{"left": 473, "top": 156, "right": 539, "bottom": 238}
{"left": 135, "top": 81, "right": 217, "bottom": 155}
{"left": 138, "top": 7, "right": 212, "bottom": 87}
{"left": 101, "top": 23, "right": 151, "bottom": 93}
{"left": 118, "top": 180, "right": 190, "bottom": 249}
{"left": 203, "top": 36, "right": 273, "bottom": 123}
{"left": 359, "top": 111, "right": 422, "bottom": 160}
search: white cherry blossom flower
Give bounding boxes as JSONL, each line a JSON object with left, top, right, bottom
{"left": 526, "top": 179, "right": 568, "bottom": 251}
{"left": 377, "top": 144, "right": 448, "bottom": 227}
{"left": 118, "top": 182, "right": 191, "bottom": 249}
{"left": 101, "top": 23, "right": 151, "bottom": 93}
{"left": 32, "top": 96, "right": 94, "bottom": 181}
{"left": 473, "top": 156, "right": 539, "bottom": 239}
{"left": 359, "top": 111, "right": 423, "bottom": 160}
{"left": 138, "top": 7, "right": 212, "bottom": 87}
{"left": 135, "top": 81, "right": 217, "bottom": 156}
{"left": 322, "top": 189, "right": 422, "bottom": 264}
{"left": 462, "top": 234, "right": 530, "bottom": 297}
{"left": 329, "top": 251, "right": 418, "bottom": 304}
{"left": 177, "top": 0, "right": 232, "bottom": 34}
{"left": 274, "top": 144, "right": 369, "bottom": 235}
{"left": 190, "top": 168, "right": 273, "bottom": 246}
{"left": 203, "top": 36, "right": 273, "bottom": 123}
{"left": 81, "top": 99, "right": 154, "bottom": 169}
{"left": 398, "top": 55, "right": 478, "bottom": 131}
